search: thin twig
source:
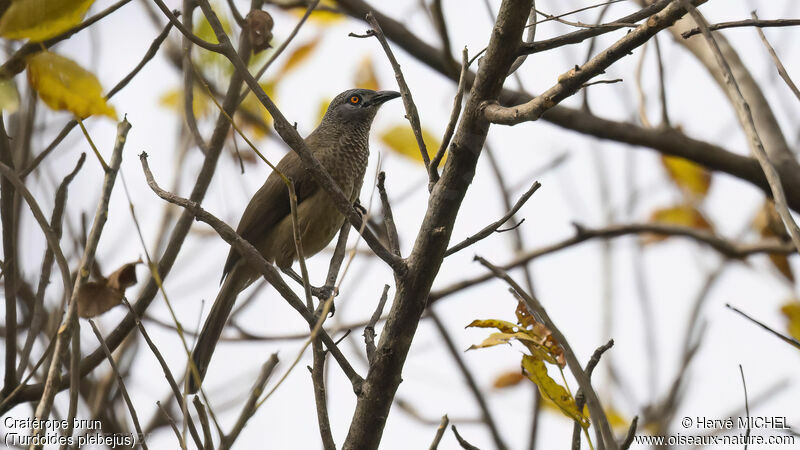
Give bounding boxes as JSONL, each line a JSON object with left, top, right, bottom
{"left": 519, "top": 0, "right": 672, "bottom": 55}
{"left": 526, "top": 0, "right": 627, "bottom": 28}
{"left": 681, "top": 18, "right": 800, "bottom": 39}
{"left": 572, "top": 339, "right": 615, "bottom": 450}
{"left": 619, "top": 416, "right": 639, "bottom": 450}
{"left": 486, "top": 0, "right": 696, "bottom": 124}
{"left": 750, "top": 11, "right": 800, "bottom": 102}
{"left": 17, "top": 153, "right": 85, "bottom": 377}
{"left": 0, "top": 163, "right": 84, "bottom": 411}
{"left": 451, "top": 425, "right": 481, "bottom": 450}
{"left": 31, "top": 119, "right": 130, "bottom": 444}
{"left": 446, "top": 181, "right": 540, "bottom": 256}
{"left": 377, "top": 172, "right": 401, "bottom": 256}
{"left": 156, "top": 401, "right": 187, "bottom": 450}
{"left": 428, "top": 415, "right": 450, "bottom": 450}
{"left": 122, "top": 299, "right": 204, "bottom": 449}
{"left": 221, "top": 354, "right": 279, "bottom": 449}
{"left": 582, "top": 78, "right": 623, "bottom": 88}
{"left": 680, "top": 0, "right": 800, "bottom": 255}
{"left": 152, "top": 0, "right": 223, "bottom": 52}
{"left": 726, "top": 304, "right": 800, "bottom": 350}
{"left": 0, "top": 117, "right": 17, "bottom": 397}
{"left": 193, "top": 397, "right": 214, "bottom": 450}
{"left": 430, "top": 222, "right": 796, "bottom": 303}
{"left": 740, "top": 365, "right": 750, "bottom": 450}
{"left": 364, "top": 285, "right": 390, "bottom": 364}
{"left": 88, "top": 320, "right": 149, "bottom": 450}
{"left": 361, "top": 12, "right": 431, "bottom": 171}
{"left": 430, "top": 47, "right": 469, "bottom": 186}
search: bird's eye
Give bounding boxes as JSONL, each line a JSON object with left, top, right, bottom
{"left": 349, "top": 95, "right": 361, "bottom": 105}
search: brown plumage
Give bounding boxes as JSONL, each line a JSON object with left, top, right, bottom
{"left": 189, "top": 89, "right": 399, "bottom": 393}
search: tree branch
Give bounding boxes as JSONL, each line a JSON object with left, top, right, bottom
{"left": 483, "top": 0, "right": 701, "bottom": 124}
{"left": 430, "top": 222, "right": 796, "bottom": 303}
{"left": 343, "top": 1, "right": 533, "bottom": 448}
{"left": 681, "top": 18, "right": 800, "bottom": 39}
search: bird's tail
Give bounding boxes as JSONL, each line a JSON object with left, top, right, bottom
{"left": 188, "top": 269, "right": 247, "bottom": 393}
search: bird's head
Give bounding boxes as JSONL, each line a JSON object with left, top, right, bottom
{"left": 319, "top": 88, "right": 400, "bottom": 129}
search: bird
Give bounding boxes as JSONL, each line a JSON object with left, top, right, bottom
{"left": 188, "top": 88, "right": 400, "bottom": 393}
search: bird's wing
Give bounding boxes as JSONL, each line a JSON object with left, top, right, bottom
{"left": 220, "top": 149, "right": 319, "bottom": 282}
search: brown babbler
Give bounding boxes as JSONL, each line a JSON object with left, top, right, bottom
{"left": 189, "top": 88, "right": 400, "bottom": 393}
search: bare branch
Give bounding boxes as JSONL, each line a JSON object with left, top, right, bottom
{"left": 221, "top": 355, "right": 279, "bottom": 449}
{"left": 18, "top": 153, "right": 86, "bottom": 376}
{"left": 726, "top": 304, "right": 800, "bottom": 350}
{"left": 360, "top": 12, "right": 432, "bottom": 174}
{"left": 431, "top": 222, "right": 795, "bottom": 303}
{"left": 739, "top": 365, "right": 751, "bottom": 450}
{"left": 428, "top": 415, "right": 449, "bottom": 450}
{"left": 572, "top": 339, "right": 614, "bottom": 450}
{"left": 152, "top": 0, "right": 224, "bottom": 52}
{"left": 484, "top": 0, "right": 698, "bottom": 125}
{"left": 451, "top": 425, "right": 481, "bottom": 450}
{"left": 750, "top": 11, "right": 800, "bottom": 102}
{"left": 431, "top": 47, "right": 469, "bottom": 185}
{"left": 377, "top": 172, "right": 401, "bottom": 257}
{"left": 681, "top": 18, "right": 800, "bottom": 39}
{"left": 343, "top": 0, "right": 534, "bottom": 447}
{"left": 31, "top": 119, "right": 130, "bottom": 442}
{"left": 445, "top": 181, "right": 540, "bottom": 256}
{"left": 679, "top": 0, "right": 800, "bottom": 254}
{"left": 122, "top": 299, "right": 204, "bottom": 449}
{"left": 88, "top": 320, "right": 149, "bottom": 450}
{"left": 364, "top": 284, "right": 390, "bottom": 364}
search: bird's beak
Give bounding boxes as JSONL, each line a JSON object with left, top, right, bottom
{"left": 365, "top": 90, "right": 401, "bottom": 107}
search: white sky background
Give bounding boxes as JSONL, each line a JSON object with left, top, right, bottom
{"left": 4, "top": 0, "right": 800, "bottom": 449}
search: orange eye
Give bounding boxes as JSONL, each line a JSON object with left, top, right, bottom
{"left": 350, "top": 95, "right": 360, "bottom": 104}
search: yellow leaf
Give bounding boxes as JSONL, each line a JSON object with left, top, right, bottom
{"left": 0, "top": 78, "right": 20, "bottom": 113}
{"left": 522, "top": 355, "right": 589, "bottom": 429}
{"left": 644, "top": 204, "right": 712, "bottom": 244}
{"left": 277, "top": 37, "right": 321, "bottom": 76}
{"left": 769, "top": 254, "right": 795, "bottom": 283}
{"left": 780, "top": 300, "right": 800, "bottom": 341}
{"left": 661, "top": 155, "right": 711, "bottom": 198}
{"left": 0, "top": 0, "right": 95, "bottom": 42}
{"left": 379, "top": 124, "right": 443, "bottom": 164}
{"left": 492, "top": 370, "right": 525, "bottom": 389}
{"left": 290, "top": 0, "right": 344, "bottom": 24}
{"left": 193, "top": 5, "right": 231, "bottom": 44}
{"left": 354, "top": 56, "right": 379, "bottom": 91}
{"left": 466, "top": 319, "right": 521, "bottom": 334}
{"left": 158, "top": 87, "right": 211, "bottom": 119}
{"left": 27, "top": 51, "right": 116, "bottom": 119}
{"left": 192, "top": 5, "right": 233, "bottom": 72}
{"left": 467, "top": 331, "right": 552, "bottom": 353}
{"left": 605, "top": 405, "right": 630, "bottom": 430}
